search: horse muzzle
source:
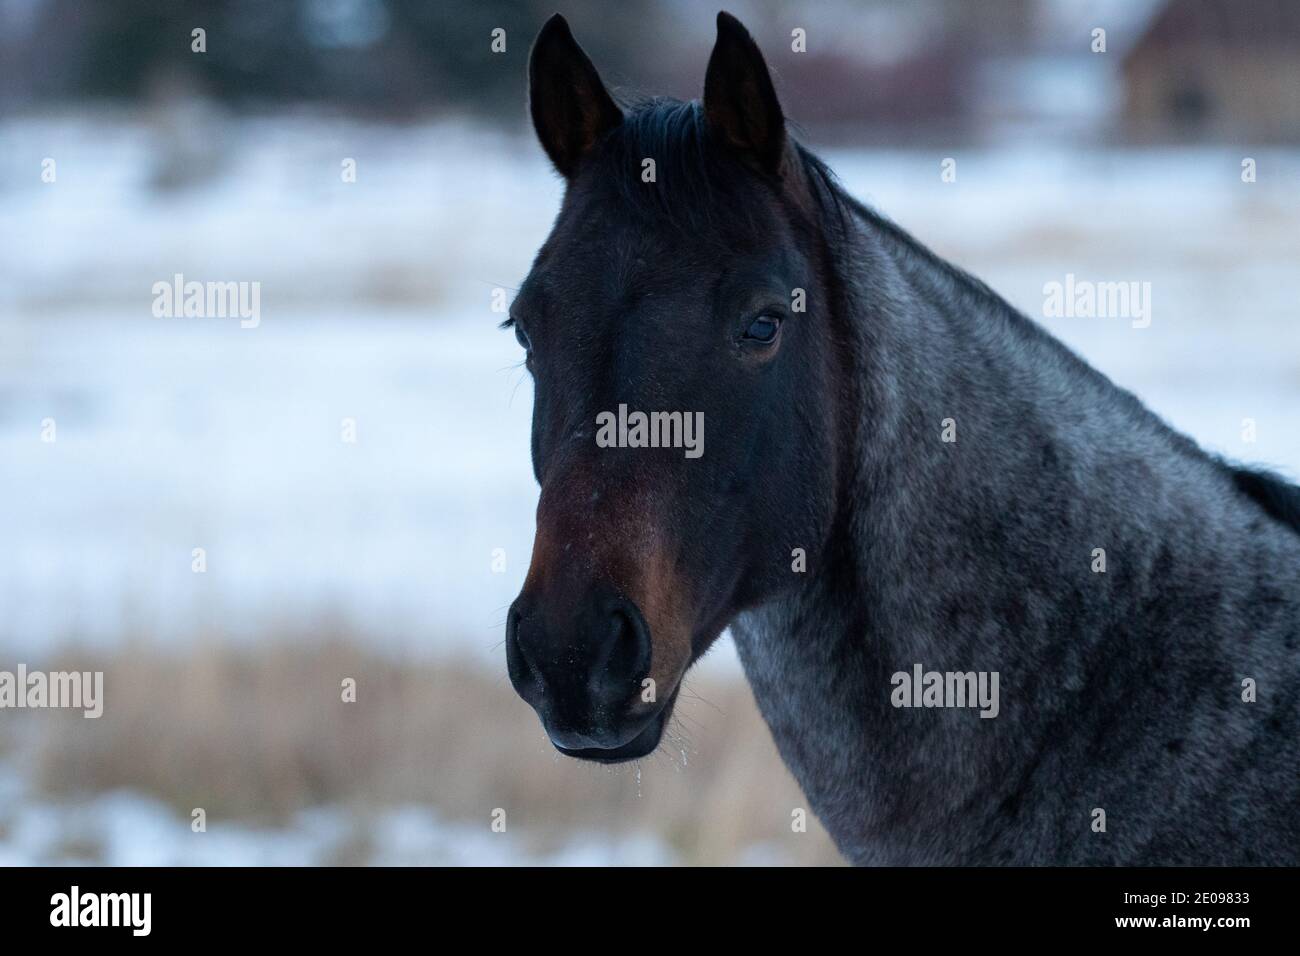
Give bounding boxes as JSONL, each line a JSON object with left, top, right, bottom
{"left": 506, "top": 584, "right": 682, "bottom": 762}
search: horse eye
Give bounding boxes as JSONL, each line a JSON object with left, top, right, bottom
{"left": 514, "top": 324, "right": 532, "bottom": 352}
{"left": 743, "top": 315, "right": 781, "bottom": 344}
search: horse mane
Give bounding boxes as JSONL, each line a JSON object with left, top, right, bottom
{"left": 1231, "top": 466, "right": 1300, "bottom": 534}
{"left": 591, "top": 97, "right": 763, "bottom": 232}
{"left": 591, "top": 97, "right": 877, "bottom": 238}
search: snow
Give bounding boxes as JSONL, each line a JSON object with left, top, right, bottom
{"left": 0, "top": 761, "right": 681, "bottom": 866}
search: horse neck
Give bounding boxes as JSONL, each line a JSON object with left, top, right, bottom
{"left": 827, "top": 203, "right": 1171, "bottom": 623}
{"left": 747, "top": 203, "right": 1191, "bottom": 731}
{"left": 734, "top": 194, "right": 1300, "bottom": 860}
{"left": 732, "top": 208, "right": 1127, "bottom": 850}
{"left": 785, "top": 196, "right": 1259, "bottom": 686}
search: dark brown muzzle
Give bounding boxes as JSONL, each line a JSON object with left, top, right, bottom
{"left": 506, "top": 466, "right": 691, "bottom": 761}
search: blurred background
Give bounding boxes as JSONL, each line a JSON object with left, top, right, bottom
{"left": 1, "top": 0, "right": 1298, "bottom": 865}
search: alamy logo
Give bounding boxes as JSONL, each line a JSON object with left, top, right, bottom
{"left": 595, "top": 404, "right": 704, "bottom": 459}
{"left": 0, "top": 665, "right": 103, "bottom": 718}
{"left": 891, "top": 664, "right": 999, "bottom": 718}
{"left": 50, "top": 886, "right": 151, "bottom": 936}
{"left": 151, "top": 273, "right": 261, "bottom": 328}
{"left": 1042, "top": 273, "right": 1151, "bottom": 328}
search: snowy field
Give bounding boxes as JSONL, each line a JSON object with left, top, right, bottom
{"left": 0, "top": 759, "right": 685, "bottom": 866}
{"left": 1, "top": 114, "right": 1298, "bottom": 864}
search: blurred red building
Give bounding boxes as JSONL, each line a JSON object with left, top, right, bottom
{"left": 1123, "top": 0, "right": 1300, "bottom": 140}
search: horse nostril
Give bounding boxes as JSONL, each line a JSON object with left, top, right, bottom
{"left": 505, "top": 606, "right": 539, "bottom": 699}
{"left": 602, "top": 602, "right": 652, "bottom": 691}
{"left": 507, "top": 592, "right": 653, "bottom": 721}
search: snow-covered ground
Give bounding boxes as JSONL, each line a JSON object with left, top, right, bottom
{"left": 2, "top": 116, "right": 558, "bottom": 662}
{"left": 0, "top": 759, "right": 687, "bottom": 866}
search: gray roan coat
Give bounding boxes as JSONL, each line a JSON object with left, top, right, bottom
{"left": 507, "top": 12, "right": 1300, "bottom": 865}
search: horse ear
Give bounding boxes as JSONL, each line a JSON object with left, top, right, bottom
{"left": 529, "top": 14, "right": 622, "bottom": 178}
{"left": 704, "top": 11, "right": 785, "bottom": 175}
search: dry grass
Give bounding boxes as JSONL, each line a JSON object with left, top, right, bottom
{"left": 19, "top": 637, "right": 843, "bottom": 865}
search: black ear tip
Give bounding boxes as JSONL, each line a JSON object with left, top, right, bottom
{"left": 533, "top": 12, "right": 577, "bottom": 70}
{"left": 716, "top": 11, "right": 748, "bottom": 37}
{"left": 538, "top": 12, "right": 573, "bottom": 43}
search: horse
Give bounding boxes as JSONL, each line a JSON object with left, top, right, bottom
{"left": 504, "top": 11, "right": 1300, "bottom": 865}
